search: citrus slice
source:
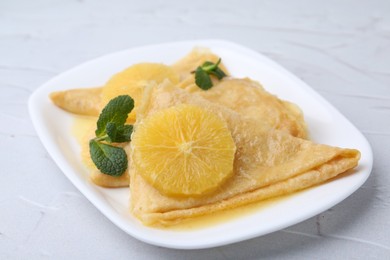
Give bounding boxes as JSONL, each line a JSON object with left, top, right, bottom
{"left": 131, "top": 105, "right": 236, "bottom": 197}
{"left": 101, "top": 63, "right": 180, "bottom": 122}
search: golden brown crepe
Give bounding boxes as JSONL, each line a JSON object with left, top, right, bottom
{"left": 129, "top": 82, "right": 360, "bottom": 225}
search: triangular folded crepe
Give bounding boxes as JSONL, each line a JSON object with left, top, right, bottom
{"left": 129, "top": 83, "right": 360, "bottom": 225}
{"left": 172, "top": 48, "right": 307, "bottom": 138}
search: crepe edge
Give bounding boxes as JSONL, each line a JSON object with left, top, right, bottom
{"left": 132, "top": 148, "right": 360, "bottom": 226}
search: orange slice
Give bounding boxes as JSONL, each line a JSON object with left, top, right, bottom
{"left": 131, "top": 105, "right": 236, "bottom": 197}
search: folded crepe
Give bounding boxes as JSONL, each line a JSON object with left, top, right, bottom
{"left": 129, "top": 82, "right": 360, "bottom": 225}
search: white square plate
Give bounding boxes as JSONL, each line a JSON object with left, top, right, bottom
{"left": 28, "top": 40, "right": 373, "bottom": 249}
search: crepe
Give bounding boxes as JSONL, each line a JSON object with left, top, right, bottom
{"left": 129, "top": 82, "right": 360, "bottom": 225}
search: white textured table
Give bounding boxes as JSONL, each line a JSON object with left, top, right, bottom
{"left": 1, "top": 0, "right": 389, "bottom": 259}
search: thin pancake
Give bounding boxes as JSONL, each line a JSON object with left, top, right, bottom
{"left": 129, "top": 83, "right": 360, "bottom": 225}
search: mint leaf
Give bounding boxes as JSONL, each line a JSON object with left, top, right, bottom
{"left": 106, "top": 123, "right": 133, "bottom": 143}
{"left": 95, "top": 95, "right": 134, "bottom": 137}
{"left": 193, "top": 58, "right": 227, "bottom": 90}
{"left": 210, "top": 67, "right": 226, "bottom": 80}
{"left": 89, "top": 140, "right": 128, "bottom": 176}
{"left": 195, "top": 67, "right": 213, "bottom": 90}
{"left": 201, "top": 61, "right": 218, "bottom": 71}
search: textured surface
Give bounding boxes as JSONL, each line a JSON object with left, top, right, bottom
{"left": 1, "top": 0, "right": 389, "bottom": 258}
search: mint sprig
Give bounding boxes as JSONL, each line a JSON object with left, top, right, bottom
{"left": 89, "top": 95, "right": 134, "bottom": 176}
{"left": 193, "top": 58, "right": 227, "bottom": 90}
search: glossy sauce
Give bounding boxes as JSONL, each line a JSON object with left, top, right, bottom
{"left": 72, "top": 115, "right": 97, "bottom": 169}
{"left": 159, "top": 195, "right": 289, "bottom": 231}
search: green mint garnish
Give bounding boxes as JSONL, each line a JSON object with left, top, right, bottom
{"left": 195, "top": 67, "right": 213, "bottom": 90}
{"left": 89, "top": 140, "right": 128, "bottom": 177}
{"left": 89, "top": 95, "right": 134, "bottom": 176}
{"left": 193, "top": 58, "right": 227, "bottom": 90}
